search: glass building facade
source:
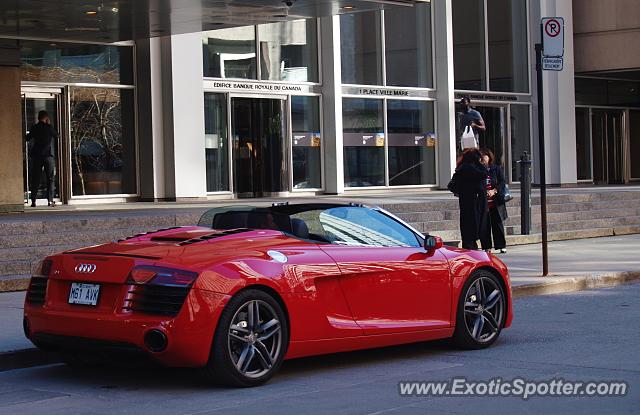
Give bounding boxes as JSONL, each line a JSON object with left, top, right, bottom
{"left": 19, "top": 41, "right": 136, "bottom": 202}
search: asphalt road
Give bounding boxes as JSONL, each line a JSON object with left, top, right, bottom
{"left": 2, "top": 284, "right": 639, "bottom": 415}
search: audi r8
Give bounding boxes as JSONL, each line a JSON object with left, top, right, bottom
{"left": 24, "top": 203, "right": 513, "bottom": 387}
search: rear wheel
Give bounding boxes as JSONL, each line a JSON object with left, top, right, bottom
{"left": 201, "top": 289, "right": 288, "bottom": 387}
{"left": 452, "top": 270, "right": 506, "bottom": 349}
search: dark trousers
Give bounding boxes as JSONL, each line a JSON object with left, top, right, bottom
{"left": 29, "top": 156, "right": 55, "bottom": 202}
{"left": 488, "top": 207, "right": 507, "bottom": 250}
{"left": 459, "top": 195, "right": 491, "bottom": 250}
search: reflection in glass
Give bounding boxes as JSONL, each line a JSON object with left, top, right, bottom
{"left": 20, "top": 41, "right": 134, "bottom": 85}
{"left": 510, "top": 105, "right": 531, "bottom": 182}
{"left": 384, "top": 4, "right": 433, "bottom": 88}
{"left": 258, "top": 19, "right": 318, "bottom": 82}
{"left": 340, "top": 12, "right": 383, "bottom": 85}
{"left": 630, "top": 111, "right": 640, "bottom": 179}
{"left": 387, "top": 100, "right": 436, "bottom": 185}
{"left": 343, "top": 99, "right": 384, "bottom": 187}
{"left": 488, "top": 0, "right": 528, "bottom": 92}
{"left": 575, "top": 108, "right": 592, "bottom": 180}
{"left": 319, "top": 207, "right": 420, "bottom": 247}
{"left": 70, "top": 88, "right": 136, "bottom": 195}
{"left": 203, "top": 26, "right": 257, "bottom": 79}
{"left": 453, "top": 0, "right": 486, "bottom": 90}
{"left": 292, "top": 96, "right": 321, "bottom": 189}
{"left": 204, "top": 93, "right": 229, "bottom": 192}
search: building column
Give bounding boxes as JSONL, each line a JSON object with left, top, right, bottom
{"left": 433, "top": 0, "right": 457, "bottom": 188}
{"left": 0, "top": 46, "right": 24, "bottom": 212}
{"left": 532, "top": 0, "right": 578, "bottom": 185}
{"left": 320, "top": 15, "right": 344, "bottom": 194}
{"left": 137, "top": 33, "right": 207, "bottom": 201}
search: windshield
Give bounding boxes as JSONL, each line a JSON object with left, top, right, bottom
{"left": 197, "top": 204, "right": 421, "bottom": 247}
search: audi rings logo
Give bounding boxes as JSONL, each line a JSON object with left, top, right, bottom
{"left": 75, "top": 263, "right": 97, "bottom": 274}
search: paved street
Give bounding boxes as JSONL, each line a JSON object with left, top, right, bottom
{"left": 1, "top": 283, "right": 638, "bottom": 414}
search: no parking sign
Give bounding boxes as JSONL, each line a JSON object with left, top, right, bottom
{"left": 542, "top": 17, "right": 564, "bottom": 58}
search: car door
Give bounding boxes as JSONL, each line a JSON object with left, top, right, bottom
{"left": 317, "top": 206, "right": 451, "bottom": 335}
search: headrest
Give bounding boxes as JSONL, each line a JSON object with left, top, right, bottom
{"left": 291, "top": 218, "right": 309, "bottom": 239}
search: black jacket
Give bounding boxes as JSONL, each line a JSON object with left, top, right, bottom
{"left": 487, "top": 164, "right": 509, "bottom": 221}
{"left": 26, "top": 122, "right": 58, "bottom": 158}
{"left": 452, "top": 161, "right": 489, "bottom": 244}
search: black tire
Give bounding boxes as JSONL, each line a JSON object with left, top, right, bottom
{"left": 201, "top": 289, "right": 289, "bottom": 387}
{"left": 452, "top": 270, "right": 506, "bottom": 349}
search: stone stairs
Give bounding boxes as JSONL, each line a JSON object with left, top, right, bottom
{"left": 1, "top": 190, "right": 639, "bottom": 291}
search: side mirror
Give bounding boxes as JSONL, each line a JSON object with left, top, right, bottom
{"left": 424, "top": 235, "right": 443, "bottom": 251}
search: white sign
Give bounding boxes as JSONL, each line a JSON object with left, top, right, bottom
{"left": 542, "top": 17, "right": 564, "bottom": 57}
{"left": 542, "top": 57, "right": 563, "bottom": 71}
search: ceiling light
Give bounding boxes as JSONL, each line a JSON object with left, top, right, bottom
{"left": 342, "top": 5, "right": 355, "bottom": 10}
{"left": 85, "top": 10, "right": 98, "bottom": 15}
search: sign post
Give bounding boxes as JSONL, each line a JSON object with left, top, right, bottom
{"left": 537, "top": 17, "right": 564, "bottom": 277}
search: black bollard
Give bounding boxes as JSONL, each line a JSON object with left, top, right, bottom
{"left": 518, "top": 152, "right": 532, "bottom": 235}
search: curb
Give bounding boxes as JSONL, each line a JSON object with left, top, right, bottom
{"left": 1, "top": 271, "right": 638, "bottom": 373}
{"left": 512, "top": 271, "right": 640, "bottom": 298}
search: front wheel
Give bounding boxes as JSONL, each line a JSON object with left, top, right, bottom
{"left": 452, "top": 270, "right": 506, "bottom": 349}
{"left": 201, "top": 289, "right": 288, "bottom": 387}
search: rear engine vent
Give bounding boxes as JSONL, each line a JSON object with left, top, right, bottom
{"left": 26, "top": 277, "right": 48, "bottom": 305}
{"left": 123, "top": 285, "right": 191, "bottom": 317}
{"left": 178, "top": 228, "right": 250, "bottom": 246}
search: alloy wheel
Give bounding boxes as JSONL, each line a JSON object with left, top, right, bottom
{"left": 463, "top": 276, "right": 504, "bottom": 343}
{"left": 228, "top": 299, "right": 282, "bottom": 379}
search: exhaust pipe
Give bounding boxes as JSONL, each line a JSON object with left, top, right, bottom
{"left": 144, "top": 329, "right": 168, "bottom": 352}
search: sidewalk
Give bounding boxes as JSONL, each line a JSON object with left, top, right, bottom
{"left": 2, "top": 234, "right": 640, "bottom": 368}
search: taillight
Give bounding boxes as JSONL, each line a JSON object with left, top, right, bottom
{"left": 126, "top": 266, "right": 198, "bottom": 287}
{"left": 33, "top": 259, "right": 53, "bottom": 277}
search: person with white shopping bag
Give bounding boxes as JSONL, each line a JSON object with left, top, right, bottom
{"left": 458, "top": 97, "right": 485, "bottom": 150}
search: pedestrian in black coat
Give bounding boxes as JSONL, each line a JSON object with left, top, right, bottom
{"left": 450, "top": 148, "right": 491, "bottom": 250}
{"left": 481, "top": 149, "right": 508, "bottom": 253}
{"left": 26, "top": 110, "right": 58, "bottom": 207}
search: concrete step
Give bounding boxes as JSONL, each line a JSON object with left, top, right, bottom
{"left": 505, "top": 207, "right": 640, "bottom": 226}
{"left": 394, "top": 211, "right": 446, "bottom": 223}
{"left": 0, "top": 227, "right": 151, "bottom": 249}
{"left": 0, "top": 275, "right": 30, "bottom": 292}
{"left": 506, "top": 216, "right": 640, "bottom": 235}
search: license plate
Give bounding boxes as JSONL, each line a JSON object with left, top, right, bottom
{"left": 68, "top": 283, "right": 101, "bottom": 306}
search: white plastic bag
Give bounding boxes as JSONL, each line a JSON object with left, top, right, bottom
{"left": 460, "top": 126, "right": 478, "bottom": 150}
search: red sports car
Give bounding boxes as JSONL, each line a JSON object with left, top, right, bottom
{"left": 24, "top": 203, "right": 512, "bottom": 387}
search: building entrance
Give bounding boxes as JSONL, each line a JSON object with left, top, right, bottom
{"left": 592, "top": 109, "right": 626, "bottom": 184}
{"left": 21, "top": 89, "right": 66, "bottom": 205}
{"left": 231, "top": 97, "right": 288, "bottom": 197}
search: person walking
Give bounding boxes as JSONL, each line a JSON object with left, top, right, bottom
{"left": 450, "top": 148, "right": 491, "bottom": 250}
{"left": 457, "top": 97, "right": 485, "bottom": 150}
{"left": 481, "top": 149, "right": 508, "bottom": 253}
{"left": 26, "top": 110, "right": 58, "bottom": 207}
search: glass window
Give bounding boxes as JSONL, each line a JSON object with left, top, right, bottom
{"left": 20, "top": 41, "right": 134, "bottom": 85}
{"left": 575, "top": 78, "right": 607, "bottom": 106}
{"left": 204, "top": 93, "right": 229, "bottom": 192}
{"left": 384, "top": 4, "right": 433, "bottom": 88}
{"left": 343, "top": 98, "right": 385, "bottom": 187}
{"left": 453, "top": 0, "right": 486, "bottom": 90}
{"left": 70, "top": 87, "right": 136, "bottom": 196}
{"left": 487, "top": 0, "right": 528, "bottom": 92}
{"left": 340, "top": 12, "right": 383, "bottom": 85}
{"left": 318, "top": 207, "right": 420, "bottom": 247}
{"left": 575, "top": 108, "right": 592, "bottom": 180}
{"left": 258, "top": 19, "right": 318, "bottom": 82}
{"left": 630, "top": 111, "right": 640, "bottom": 179}
{"left": 510, "top": 105, "right": 531, "bottom": 182}
{"left": 203, "top": 26, "right": 257, "bottom": 79}
{"left": 387, "top": 100, "right": 436, "bottom": 185}
{"left": 292, "top": 96, "right": 322, "bottom": 189}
